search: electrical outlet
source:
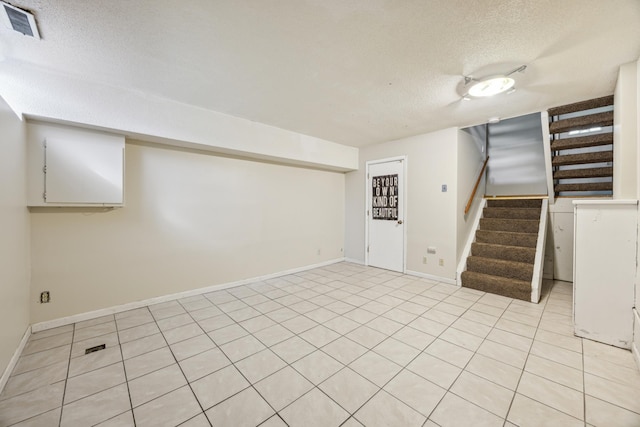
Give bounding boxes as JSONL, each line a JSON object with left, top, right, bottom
{"left": 438, "top": 259, "right": 444, "bottom": 266}
{"left": 317, "top": 249, "right": 321, "bottom": 255}
{"left": 423, "top": 256, "right": 428, "bottom": 264}
{"left": 40, "top": 291, "right": 50, "bottom": 303}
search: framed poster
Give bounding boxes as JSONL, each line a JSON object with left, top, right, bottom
{"left": 371, "top": 174, "right": 398, "bottom": 220}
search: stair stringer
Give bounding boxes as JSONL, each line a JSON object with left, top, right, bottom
{"left": 541, "top": 111, "right": 554, "bottom": 205}
{"left": 456, "top": 198, "right": 487, "bottom": 287}
{"left": 530, "top": 198, "right": 549, "bottom": 303}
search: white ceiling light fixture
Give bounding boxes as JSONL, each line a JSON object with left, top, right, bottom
{"left": 463, "top": 65, "right": 526, "bottom": 99}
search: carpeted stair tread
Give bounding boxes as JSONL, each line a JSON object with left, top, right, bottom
{"left": 482, "top": 207, "right": 540, "bottom": 220}
{"left": 549, "top": 111, "right": 614, "bottom": 134}
{"left": 461, "top": 271, "right": 531, "bottom": 301}
{"left": 462, "top": 198, "right": 543, "bottom": 301}
{"left": 480, "top": 218, "right": 539, "bottom": 234}
{"left": 475, "top": 230, "right": 538, "bottom": 248}
{"left": 486, "top": 199, "right": 542, "bottom": 209}
{"left": 553, "top": 167, "right": 613, "bottom": 180}
{"left": 547, "top": 95, "right": 614, "bottom": 116}
{"left": 550, "top": 133, "right": 613, "bottom": 151}
{"left": 555, "top": 182, "right": 613, "bottom": 193}
{"left": 471, "top": 242, "right": 536, "bottom": 264}
{"left": 552, "top": 150, "right": 613, "bottom": 166}
{"left": 466, "top": 256, "right": 533, "bottom": 282}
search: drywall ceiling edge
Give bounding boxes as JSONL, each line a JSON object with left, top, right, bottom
{"left": 1, "top": 63, "right": 358, "bottom": 172}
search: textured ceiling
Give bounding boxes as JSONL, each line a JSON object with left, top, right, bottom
{"left": 1, "top": 0, "right": 640, "bottom": 147}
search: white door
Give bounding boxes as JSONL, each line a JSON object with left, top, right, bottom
{"left": 367, "top": 158, "right": 405, "bottom": 272}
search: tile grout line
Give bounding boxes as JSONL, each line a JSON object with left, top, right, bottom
{"left": 57, "top": 322, "right": 76, "bottom": 427}
{"left": 499, "top": 286, "right": 548, "bottom": 427}
{"left": 287, "top": 280, "right": 468, "bottom": 423}
{"left": 191, "top": 267, "right": 410, "bottom": 424}
{"left": 502, "top": 283, "right": 587, "bottom": 426}
{"left": 420, "top": 291, "right": 510, "bottom": 424}
{"left": 156, "top": 301, "right": 213, "bottom": 426}
{"left": 115, "top": 311, "right": 138, "bottom": 427}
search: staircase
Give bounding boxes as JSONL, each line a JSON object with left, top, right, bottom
{"left": 548, "top": 95, "right": 614, "bottom": 197}
{"left": 461, "top": 199, "right": 542, "bottom": 301}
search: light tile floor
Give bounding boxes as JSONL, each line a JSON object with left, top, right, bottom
{"left": 1, "top": 262, "right": 640, "bottom": 426}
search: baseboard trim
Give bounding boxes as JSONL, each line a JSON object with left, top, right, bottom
{"left": 32, "top": 258, "right": 345, "bottom": 333}
{"left": 0, "top": 326, "right": 31, "bottom": 395}
{"left": 405, "top": 270, "right": 457, "bottom": 286}
{"left": 344, "top": 258, "right": 365, "bottom": 265}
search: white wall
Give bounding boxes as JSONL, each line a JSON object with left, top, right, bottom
{"left": 0, "top": 97, "right": 31, "bottom": 378}
{"left": 345, "top": 127, "right": 459, "bottom": 280}
{"left": 614, "top": 61, "right": 638, "bottom": 199}
{"left": 29, "top": 133, "right": 345, "bottom": 323}
{"left": 456, "top": 129, "right": 485, "bottom": 262}
{"left": 615, "top": 58, "right": 640, "bottom": 313}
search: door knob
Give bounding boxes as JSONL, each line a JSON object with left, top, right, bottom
{"left": 397, "top": 220, "right": 403, "bottom": 224}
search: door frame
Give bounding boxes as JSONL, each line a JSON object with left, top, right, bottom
{"left": 365, "top": 155, "right": 408, "bottom": 273}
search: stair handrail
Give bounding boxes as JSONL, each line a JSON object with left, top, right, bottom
{"left": 464, "top": 156, "right": 489, "bottom": 215}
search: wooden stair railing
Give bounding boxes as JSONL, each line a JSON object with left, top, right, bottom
{"left": 464, "top": 157, "right": 489, "bottom": 215}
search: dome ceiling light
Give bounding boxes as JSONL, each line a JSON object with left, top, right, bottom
{"left": 463, "top": 65, "right": 527, "bottom": 100}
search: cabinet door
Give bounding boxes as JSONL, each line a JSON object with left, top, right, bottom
{"left": 552, "top": 212, "right": 574, "bottom": 282}
{"left": 45, "top": 137, "right": 124, "bottom": 204}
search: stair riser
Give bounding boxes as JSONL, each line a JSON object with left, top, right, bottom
{"left": 486, "top": 200, "right": 543, "bottom": 209}
{"left": 548, "top": 95, "right": 613, "bottom": 116}
{"left": 466, "top": 258, "right": 533, "bottom": 281}
{"left": 483, "top": 208, "right": 540, "bottom": 220}
{"left": 480, "top": 219, "right": 539, "bottom": 234}
{"left": 550, "top": 133, "right": 613, "bottom": 151}
{"left": 471, "top": 243, "right": 535, "bottom": 264}
{"left": 475, "top": 231, "right": 538, "bottom": 248}
{"left": 549, "top": 111, "right": 614, "bottom": 134}
{"left": 553, "top": 167, "right": 613, "bottom": 180}
{"left": 555, "top": 182, "right": 613, "bottom": 193}
{"left": 552, "top": 151, "right": 613, "bottom": 166}
{"left": 461, "top": 273, "right": 531, "bottom": 302}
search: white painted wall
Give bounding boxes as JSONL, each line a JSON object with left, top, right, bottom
{"left": 614, "top": 61, "right": 638, "bottom": 199}
{"left": 0, "top": 97, "right": 31, "bottom": 378}
{"left": 345, "top": 128, "right": 459, "bottom": 280}
{"left": 456, "top": 129, "right": 485, "bottom": 262}
{"left": 29, "top": 135, "right": 345, "bottom": 324}
{"left": 0, "top": 65, "right": 358, "bottom": 172}
{"left": 615, "top": 58, "right": 640, "bottom": 349}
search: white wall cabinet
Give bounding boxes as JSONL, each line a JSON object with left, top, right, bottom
{"left": 573, "top": 200, "right": 637, "bottom": 349}
{"left": 27, "top": 121, "right": 125, "bottom": 207}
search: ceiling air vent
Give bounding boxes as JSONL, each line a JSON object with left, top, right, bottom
{"left": 0, "top": 1, "right": 40, "bottom": 39}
